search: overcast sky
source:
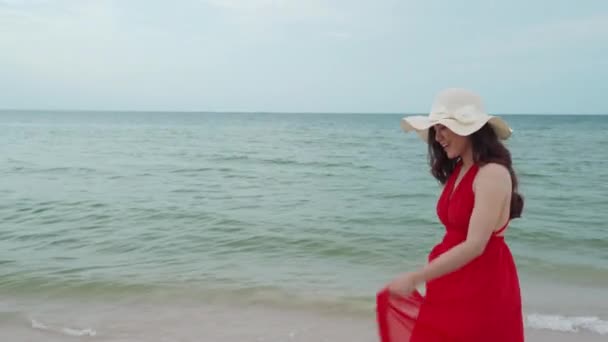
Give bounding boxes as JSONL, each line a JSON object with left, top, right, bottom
{"left": 1, "top": 0, "right": 607, "bottom": 114}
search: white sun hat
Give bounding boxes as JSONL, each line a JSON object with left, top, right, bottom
{"left": 400, "top": 88, "right": 512, "bottom": 142}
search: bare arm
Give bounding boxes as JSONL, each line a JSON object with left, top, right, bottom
{"left": 412, "top": 163, "right": 511, "bottom": 284}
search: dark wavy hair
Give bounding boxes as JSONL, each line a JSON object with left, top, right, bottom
{"left": 427, "top": 124, "right": 524, "bottom": 219}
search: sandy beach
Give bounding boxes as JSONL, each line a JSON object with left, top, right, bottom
{"left": 1, "top": 295, "right": 605, "bottom": 342}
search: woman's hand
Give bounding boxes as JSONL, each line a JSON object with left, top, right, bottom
{"left": 387, "top": 272, "right": 422, "bottom": 297}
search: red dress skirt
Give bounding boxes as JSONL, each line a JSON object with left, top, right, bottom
{"left": 376, "top": 163, "right": 524, "bottom": 342}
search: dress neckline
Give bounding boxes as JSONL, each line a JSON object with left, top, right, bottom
{"left": 447, "top": 161, "right": 477, "bottom": 201}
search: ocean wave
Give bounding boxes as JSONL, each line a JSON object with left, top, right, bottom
{"left": 209, "top": 233, "right": 390, "bottom": 262}
{"left": 31, "top": 318, "right": 97, "bottom": 337}
{"left": 208, "top": 155, "right": 251, "bottom": 162}
{"left": 518, "top": 170, "right": 550, "bottom": 179}
{"left": 254, "top": 157, "right": 376, "bottom": 170}
{"left": 512, "top": 229, "right": 608, "bottom": 250}
{"left": 4, "top": 166, "right": 101, "bottom": 175}
{"left": 0, "top": 274, "right": 160, "bottom": 296}
{"left": 526, "top": 313, "right": 608, "bottom": 335}
{"left": 169, "top": 167, "right": 216, "bottom": 173}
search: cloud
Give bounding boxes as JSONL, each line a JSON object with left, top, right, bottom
{"left": 203, "top": 0, "right": 334, "bottom": 19}
{"left": 198, "top": 0, "right": 356, "bottom": 46}
{"left": 204, "top": 0, "right": 288, "bottom": 11}
{"left": 0, "top": 0, "right": 49, "bottom": 5}
{"left": 0, "top": 1, "right": 120, "bottom": 62}
{"left": 480, "top": 13, "right": 608, "bottom": 59}
{"left": 533, "top": 13, "right": 608, "bottom": 41}
{"left": 327, "top": 31, "right": 352, "bottom": 40}
{"left": 0, "top": 0, "right": 169, "bottom": 94}
{"left": 204, "top": 0, "right": 324, "bottom": 12}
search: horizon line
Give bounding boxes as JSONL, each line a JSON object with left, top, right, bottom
{"left": 0, "top": 109, "right": 606, "bottom": 116}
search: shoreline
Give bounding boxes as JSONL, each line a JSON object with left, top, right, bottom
{"left": 2, "top": 291, "right": 607, "bottom": 341}
{"left": 3, "top": 271, "right": 607, "bottom": 316}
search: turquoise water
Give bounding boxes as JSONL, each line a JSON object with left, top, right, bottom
{"left": 1, "top": 111, "right": 607, "bottom": 322}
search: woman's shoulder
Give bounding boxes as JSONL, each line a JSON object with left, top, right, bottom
{"left": 473, "top": 162, "right": 512, "bottom": 192}
{"left": 478, "top": 162, "right": 510, "bottom": 177}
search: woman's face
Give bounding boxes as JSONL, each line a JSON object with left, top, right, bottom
{"left": 433, "top": 124, "right": 471, "bottom": 159}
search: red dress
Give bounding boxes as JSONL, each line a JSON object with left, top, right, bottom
{"left": 376, "top": 163, "right": 524, "bottom": 342}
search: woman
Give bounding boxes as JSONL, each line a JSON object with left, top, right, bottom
{"left": 376, "top": 88, "right": 524, "bottom": 342}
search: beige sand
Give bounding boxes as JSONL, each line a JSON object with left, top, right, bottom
{"left": 2, "top": 297, "right": 604, "bottom": 341}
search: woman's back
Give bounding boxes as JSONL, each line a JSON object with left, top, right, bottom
{"left": 438, "top": 162, "right": 512, "bottom": 237}
{"left": 378, "top": 161, "right": 524, "bottom": 342}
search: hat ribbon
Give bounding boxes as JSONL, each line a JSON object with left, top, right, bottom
{"left": 428, "top": 105, "right": 481, "bottom": 124}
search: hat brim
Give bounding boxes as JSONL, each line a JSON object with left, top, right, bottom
{"left": 400, "top": 115, "right": 512, "bottom": 142}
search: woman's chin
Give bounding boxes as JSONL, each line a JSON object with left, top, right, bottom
{"left": 446, "top": 151, "right": 458, "bottom": 159}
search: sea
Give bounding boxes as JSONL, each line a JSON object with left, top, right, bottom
{"left": 1, "top": 111, "right": 607, "bottom": 340}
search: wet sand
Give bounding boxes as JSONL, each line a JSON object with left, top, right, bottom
{"left": 1, "top": 296, "right": 605, "bottom": 341}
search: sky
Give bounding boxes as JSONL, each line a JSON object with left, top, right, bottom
{"left": 1, "top": 0, "right": 607, "bottom": 114}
